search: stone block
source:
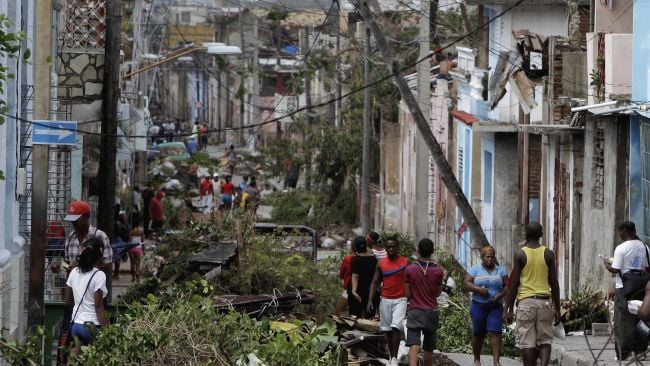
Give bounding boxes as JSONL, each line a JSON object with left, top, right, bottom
{"left": 69, "top": 54, "right": 89, "bottom": 74}
{"left": 82, "top": 66, "right": 97, "bottom": 81}
{"left": 71, "top": 87, "right": 84, "bottom": 98}
{"left": 85, "top": 82, "right": 103, "bottom": 96}
{"left": 591, "top": 322, "right": 610, "bottom": 337}
{"left": 64, "top": 76, "right": 82, "bottom": 87}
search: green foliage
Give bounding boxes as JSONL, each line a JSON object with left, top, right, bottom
{"left": 216, "top": 237, "right": 342, "bottom": 321}
{"left": 437, "top": 296, "right": 518, "bottom": 359}
{"left": 189, "top": 151, "right": 213, "bottom": 168}
{"left": 77, "top": 286, "right": 342, "bottom": 365}
{"left": 265, "top": 189, "right": 357, "bottom": 228}
{"left": 266, "top": 6, "right": 289, "bottom": 22}
{"left": 561, "top": 284, "right": 608, "bottom": 332}
{"left": 266, "top": 191, "right": 319, "bottom": 224}
{"left": 0, "top": 326, "right": 43, "bottom": 365}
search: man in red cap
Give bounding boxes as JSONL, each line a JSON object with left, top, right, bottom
{"left": 63, "top": 200, "right": 112, "bottom": 271}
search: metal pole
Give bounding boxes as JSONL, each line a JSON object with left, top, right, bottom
{"left": 335, "top": 0, "right": 342, "bottom": 128}
{"left": 251, "top": 16, "right": 259, "bottom": 149}
{"left": 302, "top": 28, "right": 314, "bottom": 191}
{"left": 238, "top": 2, "right": 246, "bottom": 145}
{"left": 27, "top": 0, "right": 52, "bottom": 335}
{"left": 361, "top": 22, "right": 371, "bottom": 234}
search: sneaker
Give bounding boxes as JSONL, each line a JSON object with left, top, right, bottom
{"left": 389, "top": 358, "right": 398, "bottom": 366}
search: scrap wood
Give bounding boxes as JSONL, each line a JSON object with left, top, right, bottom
{"left": 335, "top": 315, "right": 381, "bottom": 333}
{"left": 213, "top": 290, "right": 316, "bottom": 316}
{"left": 341, "top": 333, "right": 384, "bottom": 347}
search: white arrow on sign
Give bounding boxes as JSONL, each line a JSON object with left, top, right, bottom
{"left": 34, "top": 125, "right": 74, "bottom": 140}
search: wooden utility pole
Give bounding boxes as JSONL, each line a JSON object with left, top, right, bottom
{"left": 28, "top": 0, "right": 52, "bottom": 336}
{"left": 414, "top": 0, "right": 431, "bottom": 241}
{"left": 98, "top": 0, "right": 121, "bottom": 247}
{"left": 360, "top": 22, "right": 371, "bottom": 234}
{"left": 352, "top": 0, "right": 490, "bottom": 249}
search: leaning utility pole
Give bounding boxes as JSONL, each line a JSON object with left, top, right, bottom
{"left": 98, "top": 0, "right": 121, "bottom": 245}
{"left": 414, "top": 0, "right": 431, "bottom": 241}
{"left": 351, "top": 0, "right": 490, "bottom": 249}
{"left": 360, "top": 22, "right": 371, "bottom": 234}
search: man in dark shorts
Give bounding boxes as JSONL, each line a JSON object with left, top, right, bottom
{"left": 405, "top": 238, "right": 444, "bottom": 366}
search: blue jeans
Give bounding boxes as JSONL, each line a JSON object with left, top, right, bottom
{"left": 71, "top": 322, "right": 100, "bottom": 346}
{"left": 469, "top": 300, "right": 503, "bottom": 336}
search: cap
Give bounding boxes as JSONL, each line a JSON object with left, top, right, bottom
{"left": 617, "top": 221, "right": 636, "bottom": 231}
{"left": 213, "top": 173, "right": 219, "bottom": 177}
{"left": 204, "top": 173, "right": 211, "bottom": 177}
{"left": 64, "top": 200, "right": 91, "bottom": 221}
{"left": 156, "top": 191, "right": 166, "bottom": 199}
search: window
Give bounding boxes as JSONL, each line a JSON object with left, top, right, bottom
{"left": 592, "top": 121, "right": 605, "bottom": 209}
{"left": 457, "top": 147, "right": 464, "bottom": 187}
{"left": 483, "top": 150, "right": 493, "bottom": 204}
{"left": 181, "top": 11, "right": 191, "bottom": 23}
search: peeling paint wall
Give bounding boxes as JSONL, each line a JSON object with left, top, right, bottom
{"left": 580, "top": 116, "right": 626, "bottom": 291}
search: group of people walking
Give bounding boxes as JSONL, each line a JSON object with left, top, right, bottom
{"left": 338, "top": 233, "right": 445, "bottom": 366}
{"left": 338, "top": 223, "right": 562, "bottom": 366}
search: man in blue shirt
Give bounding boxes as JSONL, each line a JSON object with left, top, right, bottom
{"left": 186, "top": 138, "right": 199, "bottom": 156}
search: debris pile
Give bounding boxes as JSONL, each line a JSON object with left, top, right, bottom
{"left": 213, "top": 290, "right": 317, "bottom": 317}
{"left": 333, "top": 315, "right": 460, "bottom": 365}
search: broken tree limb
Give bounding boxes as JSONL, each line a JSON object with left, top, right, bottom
{"left": 351, "top": 0, "right": 490, "bottom": 251}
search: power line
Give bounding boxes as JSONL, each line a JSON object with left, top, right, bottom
{"left": 404, "top": 1, "right": 633, "bottom": 101}
{"left": 250, "top": 0, "right": 337, "bottom": 137}
{"left": 4, "top": 0, "right": 532, "bottom": 140}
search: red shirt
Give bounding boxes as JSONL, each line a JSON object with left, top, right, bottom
{"left": 149, "top": 198, "right": 164, "bottom": 221}
{"left": 405, "top": 261, "right": 444, "bottom": 310}
{"left": 221, "top": 182, "right": 234, "bottom": 195}
{"left": 378, "top": 256, "right": 408, "bottom": 299}
{"left": 339, "top": 255, "right": 354, "bottom": 290}
{"left": 199, "top": 179, "right": 213, "bottom": 196}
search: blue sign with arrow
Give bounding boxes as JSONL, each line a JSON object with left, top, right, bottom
{"left": 32, "top": 120, "right": 77, "bottom": 146}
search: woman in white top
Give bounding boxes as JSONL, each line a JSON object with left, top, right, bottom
{"left": 65, "top": 238, "right": 109, "bottom": 359}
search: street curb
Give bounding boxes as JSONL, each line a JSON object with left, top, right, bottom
{"left": 551, "top": 343, "right": 592, "bottom": 366}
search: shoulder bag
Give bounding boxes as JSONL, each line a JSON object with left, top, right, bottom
{"left": 58, "top": 269, "right": 99, "bottom": 364}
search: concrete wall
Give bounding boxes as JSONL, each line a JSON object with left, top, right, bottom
{"left": 595, "top": 0, "right": 633, "bottom": 34}
{"left": 486, "top": 5, "right": 568, "bottom": 123}
{"left": 397, "top": 102, "right": 417, "bottom": 236}
{"left": 492, "top": 133, "right": 519, "bottom": 270}
{"left": 380, "top": 120, "right": 402, "bottom": 231}
{"left": 604, "top": 34, "right": 632, "bottom": 100}
{"left": 579, "top": 117, "right": 621, "bottom": 291}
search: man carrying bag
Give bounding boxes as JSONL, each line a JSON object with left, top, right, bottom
{"left": 603, "top": 221, "right": 649, "bottom": 360}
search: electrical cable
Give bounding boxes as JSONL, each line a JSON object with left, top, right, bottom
{"left": 2, "top": 0, "right": 537, "bottom": 139}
